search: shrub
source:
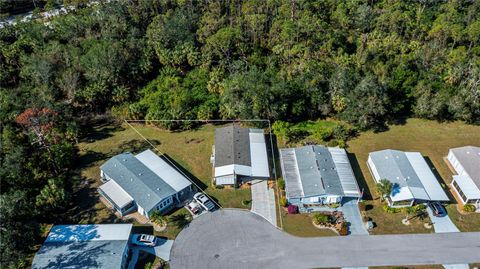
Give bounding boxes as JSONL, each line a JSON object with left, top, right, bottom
{"left": 312, "top": 213, "right": 330, "bottom": 225}
{"left": 150, "top": 210, "right": 167, "bottom": 226}
{"left": 463, "top": 204, "right": 476, "bottom": 212}
{"left": 279, "top": 197, "right": 288, "bottom": 207}
{"left": 242, "top": 199, "right": 251, "bottom": 206}
{"left": 338, "top": 222, "right": 348, "bottom": 236}
{"left": 329, "top": 203, "right": 340, "bottom": 208}
{"left": 383, "top": 205, "right": 400, "bottom": 213}
{"left": 277, "top": 178, "right": 285, "bottom": 190}
{"left": 314, "top": 127, "right": 334, "bottom": 141}
{"left": 287, "top": 204, "right": 299, "bottom": 214}
{"left": 215, "top": 184, "right": 224, "bottom": 189}
{"left": 358, "top": 201, "right": 366, "bottom": 211}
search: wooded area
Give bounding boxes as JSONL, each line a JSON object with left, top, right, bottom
{"left": 1, "top": 0, "right": 479, "bottom": 267}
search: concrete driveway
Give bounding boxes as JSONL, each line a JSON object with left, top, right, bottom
{"left": 250, "top": 180, "right": 277, "bottom": 226}
{"left": 128, "top": 237, "right": 173, "bottom": 269}
{"left": 170, "top": 209, "right": 480, "bottom": 269}
{"left": 341, "top": 198, "right": 369, "bottom": 235}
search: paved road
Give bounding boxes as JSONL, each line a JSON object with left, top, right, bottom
{"left": 341, "top": 198, "right": 369, "bottom": 235}
{"left": 170, "top": 209, "right": 480, "bottom": 269}
{"left": 250, "top": 180, "right": 277, "bottom": 226}
{"left": 426, "top": 207, "right": 469, "bottom": 269}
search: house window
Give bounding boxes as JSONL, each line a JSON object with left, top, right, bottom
{"left": 453, "top": 181, "right": 467, "bottom": 203}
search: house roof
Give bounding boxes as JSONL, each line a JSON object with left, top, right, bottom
{"left": 453, "top": 175, "right": 480, "bottom": 200}
{"left": 369, "top": 149, "right": 449, "bottom": 202}
{"left": 280, "top": 145, "right": 361, "bottom": 199}
{"left": 99, "top": 179, "right": 133, "bottom": 209}
{"left": 100, "top": 150, "right": 178, "bottom": 212}
{"left": 135, "top": 149, "right": 191, "bottom": 192}
{"left": 31, "top": 224, "right": 132, "bottom": 269}
{"left": 450, "top": 146, "right": 480, "bottom": 190}
{"left": 214, "top": 125, "right": 251, "bottom": 168}
{"left": 214, "top": 125, "right": 270, "bottom": 178}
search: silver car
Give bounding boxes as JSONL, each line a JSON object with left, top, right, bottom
{"left": 131, "top": 234, "right": 157, "bottom": 247}
{"left": 193, "top": 192, "right": 215, "bottom": 211}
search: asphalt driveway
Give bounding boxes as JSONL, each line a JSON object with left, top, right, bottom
{"left": 170, "top": 209, "right": 480, "bottom": 269}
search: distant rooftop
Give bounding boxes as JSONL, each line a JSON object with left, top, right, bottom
{"left": 31, "top": 224, "right": 132, "bottom": 269}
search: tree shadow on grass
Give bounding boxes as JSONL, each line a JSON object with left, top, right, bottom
{"left": 117, "top": 139, "right": 161, "bottom": 156}
{"left": 80, "top": 124, "right": 126, "bottom": 143}
{"left": 347, "top": 152, "right": 372, "bottom": 200}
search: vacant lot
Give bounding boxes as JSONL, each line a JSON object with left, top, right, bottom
{"left": 71, "top": 122, "right": 252, "bottom": 226}
{"left": 347, "top": 118, "right": 480, "bottom": 233}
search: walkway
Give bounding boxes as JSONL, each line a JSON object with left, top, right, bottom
{"left": 250, "top": 180, "right": 277, "bottom": 227}
{"left": 341, "top": 198, "right": 369, "bottom": 235}
{"left": 127, "top": 238, "right": 173, "bottom": 268}
{"left": 427, "top": 207, "right": 469, "bottom": 269}
{"left": 170, "top": 209, "right": 480, "bottom": 269}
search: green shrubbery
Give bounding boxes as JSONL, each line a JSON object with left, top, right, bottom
{"left": 463, "top": 204, "right": 476, "bottom": 212}
{"left": 312, "top": 213, "right": 330, "bottom": 225}
{"left": 383, "top": 205, "right": 401, "bottom": 213}
{"left": 277, "top": 178, "right": 285, "bottom": 190}
{"left": 279, "top": 197, "right": 288, "bottom": 207}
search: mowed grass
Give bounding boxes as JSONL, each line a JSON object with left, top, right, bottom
{"left": 281, "top": 212, "right": 338, "bottom": 237}
{"left": 73, "top": 122, "right": 251, "bottom": 225}
{"left": 347, "top": 118, "right": 480, "bottom": 233}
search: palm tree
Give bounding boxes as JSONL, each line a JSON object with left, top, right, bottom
{"left": 376, "top": 179, "right": 393, "bottom": 202}
{"left": 150, "top": 210, "right": 167, "bottom": 227}
{"left": 169, "top": 213, "right": 191, "bottom": 229}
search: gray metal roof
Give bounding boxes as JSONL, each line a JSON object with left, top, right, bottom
{"left": 450, "top": 146, "right": 480, "bottom": 189}
{"left": 100, "top": 152, "right": 176, "bottom": 212}
{"left": 280, "top": 145, "right": 361, "bottom": 199}
{"left": 214, "top": 125, "right": 251, "bottom": 167}
{"left": 369, "top": 149, "right": 429, "bottom": 200}
{"left": 31, "top": 224, "right": 131, "bottom": 269}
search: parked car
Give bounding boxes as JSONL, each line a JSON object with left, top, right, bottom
{"left": 428, "top": 202, "right": 446, "bottom": 217}
{"left": 193, "top": 192, "right": 215, "bottom": 211}
{"left": 186, "top": 200, "right": 202, "bottom": 215}
{"left": 131, "top": 234, "right": 157, "bottom": 247}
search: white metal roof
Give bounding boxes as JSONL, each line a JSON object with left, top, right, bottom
{"left": 454, "top": 175, "right": 480, "bottom": 200}
{"left": 99, "top": 180, "right": 134, "bottom": 208}
{"left": 405, "top": 152, "right": 449, "bottom": 201}
{"left": 329, "top": 147, "right": 361, "bottom": 197}
{"left": 390, "top": 186, "right": 414, "bottom": 202}
{"left": 369, "top": 149, "right": 447, "bottom": 201}
{"left": 279, "top": 148, "right": 304, "bottom": 198}
{"left": 450, "top": 146, "right": 480, "bottom": 190}
{"left": 46, "top": 224, "right": 133, "bottom": 242}
{"left": 249, "top": 131, "right": 270, "bottom": 178}
{"left": 136, "top": 149, "right": 192, "bottom": 192}
{"left": 214, "top": 164, "right": 252, "bottom": 177}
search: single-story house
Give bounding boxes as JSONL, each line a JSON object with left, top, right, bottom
{"left": 367, "top": 149, "right": 449, "bottom": 208}
{"left": 211, "top": 125, "right": 270, "bottom": 185}
{"left": 99, "top": 149, "right": 193, "bottom": 218}
{"left": 31, "top": 224, "right": 132, "bottom": 269}
{"left": 447, "top": 146, "right": 480, "bottom": 206}
{"left": 279, "top": 145, "right": 362, "bottom": 208}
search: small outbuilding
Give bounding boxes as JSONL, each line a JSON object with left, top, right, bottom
{"left": 447, "top": 146, "right": 480, "bottom": 206}
{"left": 279, "top": 145, "right": 361, "bottom": 208}
{"left": 99, "top": 149, "right": 193, "bottom": 218}
{"left": 31, "top": 224, "right": 132, "bottom": 269}
{"left": 212, "top": 125, "right": 270, "bottom": 185}
{"left": 367, "top": 149, "right": 449, "bottom": 207}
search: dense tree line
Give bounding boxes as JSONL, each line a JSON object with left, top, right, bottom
{"left": 1, "top": 0, "right": 479, "bottom": 267}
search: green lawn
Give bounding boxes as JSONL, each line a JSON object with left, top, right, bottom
{"left": 347, "top": 118, "right": 480, "bottom": 233}
{"left": 71, "top": 122, "right": 251, "bottom": 226}
{"left": 281, "top": 212, "right": 338, "bottom": 237}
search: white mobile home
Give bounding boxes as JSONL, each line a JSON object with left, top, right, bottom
{"left": 447, "top": 146, "right": 480, "bottom": 206}
{"left": 367, "top": 149, "right": 449, "bottom": 208}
